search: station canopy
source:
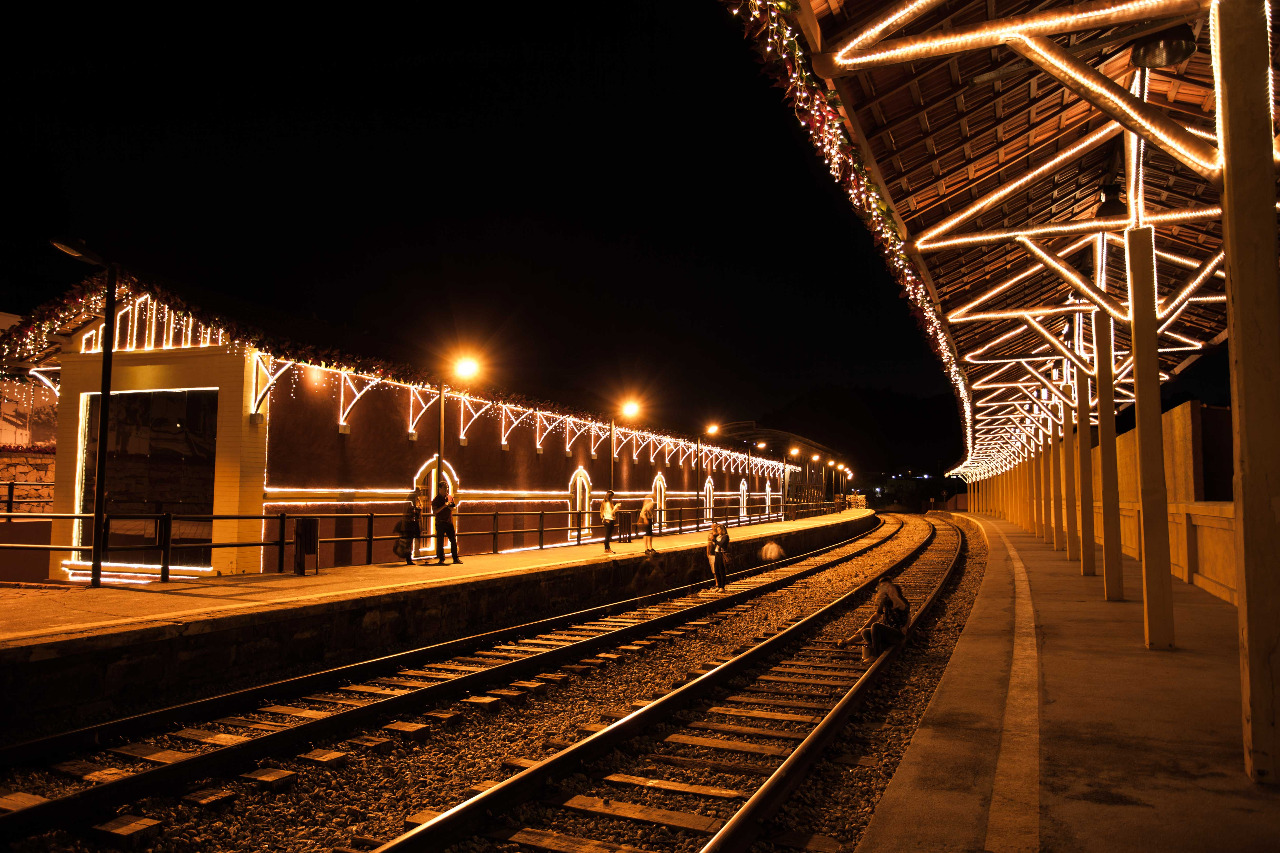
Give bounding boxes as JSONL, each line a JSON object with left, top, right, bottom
{"left": 776, "top": 0, "right": 1278, "bottom": 479}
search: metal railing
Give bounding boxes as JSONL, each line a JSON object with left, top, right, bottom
{"left": 0, "top": 498, "right": 847, "bottom": 583}
{"left": 0, "top": 481, "right": 55, "bottom": 513}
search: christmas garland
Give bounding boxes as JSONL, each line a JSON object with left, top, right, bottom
{"left": 724, "top": 0, "right": 973, "bottom": 462}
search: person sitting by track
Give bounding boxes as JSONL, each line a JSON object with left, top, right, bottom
{"left": 838, "top": 577, "right": 910, "bottom": 661}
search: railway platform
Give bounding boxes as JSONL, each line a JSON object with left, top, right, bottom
{"left": 858, "top": 514, "right": 1280, "bottom": 853}
{"left": 0, "top": 509, "right": 876, "bottom": 742}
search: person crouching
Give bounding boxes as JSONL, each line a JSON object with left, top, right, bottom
{"left": 840, "top": 578, "right": 910, "bottom": 661}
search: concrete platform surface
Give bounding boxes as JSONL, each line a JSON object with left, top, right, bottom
{"left": 858, "top": 514, "right": 1280, "bottom": 853}
{"left": 0, "top": 510, "right": 872, "bottom": 649}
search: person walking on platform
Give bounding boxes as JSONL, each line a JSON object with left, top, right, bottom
{"left": 600, "top": 490, "right": 619, "bottom": 554}
{"left": 431, "top": 483, "right": 462, "bottom": 565}
{"left": 394, "top": 494, "right": 422, "bottom": 565}
{"left": 707, "top": 522, "right": 730, "bottom": 589}
{"left": 638, "top": 493, "right": 657, "bottom": 555}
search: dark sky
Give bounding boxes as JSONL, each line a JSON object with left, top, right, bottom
{"left": 2, "top": 6, "right": 963, "bottom": 476}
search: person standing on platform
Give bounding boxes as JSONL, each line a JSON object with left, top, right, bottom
{"left": 431, "top": 483, "right": 462, "bottom": 565}
{"left": 600, "top": 490, "right": 619, "bottom": 554}
{"left": 707, "top": 522, "right": 730, "bottom": 589}
{"left": 394, "top": 494, "right": 421, "bottom": 565}
{"left": 638, "top": 493, "right": 657, "bottom": 555}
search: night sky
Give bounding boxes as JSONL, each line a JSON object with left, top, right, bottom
{"left": 2, "top": 6, "right": 964, "bottom": 477}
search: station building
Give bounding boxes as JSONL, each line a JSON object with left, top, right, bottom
{"left": 0, "top": 274, "right": 798, "bottom": 580}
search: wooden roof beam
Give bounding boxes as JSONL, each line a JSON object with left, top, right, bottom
{"left": 914, "top": 122, "right": 1122, "bottom": 245}
{"left": 1020, "top": 236, "right": 1129, "bottom": 320}
{"left": 1008, "top": 35, "right": 1222, "bottom": 183}
{"left": 816, "top": 0, "right": 1211, "bottom": 75}
{"left": 916, "top": 203, "right": 1219, "bottom": 251}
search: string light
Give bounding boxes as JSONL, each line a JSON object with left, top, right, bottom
{"left": 729, "top": 0, "right": 972, "bottom": 473}
{"left": 1012, "top": 34, "right": 1220, "bottom": 181}
{"left": 915, "top": 123, "right": 1123, "bottom": 248}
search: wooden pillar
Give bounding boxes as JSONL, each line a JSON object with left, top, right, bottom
{"left": 1077, "top": 366, "right": 1096, "bottom": 576}
{"left": 1094, "top": 273, "right": 1124, "bottom": 600}
{"left": 1025, "top": 454, "right": 1034, "bottom": 533}
{"left": 1029, "top": 445, "right": 1039, "bottom": 532}
{"left": 1051, "top": 412, "right": 1064, "bottom": 550}
{"left": 1216, "top": 0, "right": 1280, "bottom": 782}
{"left": 1126, "top": 225, "right": 1174, "bottom": 649}
{"left": 1041, "top": 426, "right": 1053, "bottom": 543}
{"left": 1063, "top": 385, "right": 1080, "bottom": 560}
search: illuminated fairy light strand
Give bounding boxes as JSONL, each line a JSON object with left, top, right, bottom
{"left": 832, "top": 0, "right": 1209, "bottom": 69}
{"left": 731, "top": 0, "right": 973, "bottom": 474}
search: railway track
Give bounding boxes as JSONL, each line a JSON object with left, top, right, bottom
{"left": 0, "top": 514, "right": 922, "bottom": 848}
{"left": 371, "top": 517, "right": 963, "bottom": 853}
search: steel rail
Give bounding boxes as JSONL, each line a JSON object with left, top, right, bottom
{"left": 700, "top": 517, "right": 966, "bottom": 852}
{"left": 372, "top": 519, "right": 944, "bottom": 852}
{"left": 0, "top": 517, "right": 901, "bottom": 842}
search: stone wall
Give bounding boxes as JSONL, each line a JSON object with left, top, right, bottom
{"left": 0, "top": 450, "right": 55, "bottom": 513}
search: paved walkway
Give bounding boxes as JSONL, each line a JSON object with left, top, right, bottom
{"left": 858, "top": 513, "right": 1280, "bottom": 853}
{"left": 0, "top": 510, "right": 869, "bottom": 649}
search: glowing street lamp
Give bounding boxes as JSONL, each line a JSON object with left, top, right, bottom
{"left": 438, "top": 356, "right": 480, "bottom": 493}
{"left": 454, "top": 357, "right": 479, "bottom": 380}
{"left": 696, "top": 424, "right": 720, "bottom": 527}
{"left": 610, "top": 400, "right": 640, "bottom": 491}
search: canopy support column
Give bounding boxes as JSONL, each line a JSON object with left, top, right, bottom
{"left": 1126, "top": 224, "right": 1174, "bottom": 649}
{"left": 1216, "top": 0, "right": 1280, "bottom": 782}
{"left": 1063, "top": 380, "right": 1080, "bottom": 561}
{"left": 1076, "top": 365, "right": 1096, "bottom": 576}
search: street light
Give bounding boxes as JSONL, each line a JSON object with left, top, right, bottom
{"left": 454, "top": 357, "right": 479, "bottom": 380}
{"left": 697, "top": 424, "right": 719, "bottom": 527}
{"left": 610, "top": 400, "right": 640, "bottom": 491}
{"left": 51, "top": 239, "right": 115, "bottom": 589}
{"left": 438, "top": 356, "right": 480, "bottom": 494}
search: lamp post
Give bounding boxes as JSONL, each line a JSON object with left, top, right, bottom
{"left": 437, "top": 357, "right": 479, "bottom": 494}
{"left": 610, "top": 400, "right": 640, "bottom": 492}
{"left": 701, "top": 424, "right": 718, "bottom": 525}
{"left": 51, "top": 240, "right": 115, "bottom": 588}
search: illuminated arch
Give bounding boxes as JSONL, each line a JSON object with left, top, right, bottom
{"left": 765, "top": 481, "right": 773, "bottom": 516}
{"left": 739, "top": 479, "right": 749, "bottom": 519}
{"left": 651, "top": 472, "right": 667, "bottom": 529}
{"left": 703, "top": 477, "right": 715, "bottom": 522}
{"left": 569, "top": 467, "right": 592, "bottom": 541}
{"left": 412, "top": 456, "right": 460, "bottom": 556}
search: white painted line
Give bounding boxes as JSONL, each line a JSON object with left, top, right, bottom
{"left": 982, "top": 522, "right": 1041, "bottom": 853}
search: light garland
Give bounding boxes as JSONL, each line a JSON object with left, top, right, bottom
{"left": 915, "top": 123, "right": 1123, "bottom": 248}
{"left": 727, "top": 0, "right": 973, "bottom": 467}
{"left": 830, "top": 0, "right": 1211, "bottom": 70}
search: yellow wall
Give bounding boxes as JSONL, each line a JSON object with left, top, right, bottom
{"left": 49, "top": 342, "right": 267, "bottom": 578}
{"left": 1084, "top": 400, "right": 1236, "bottom": 604}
